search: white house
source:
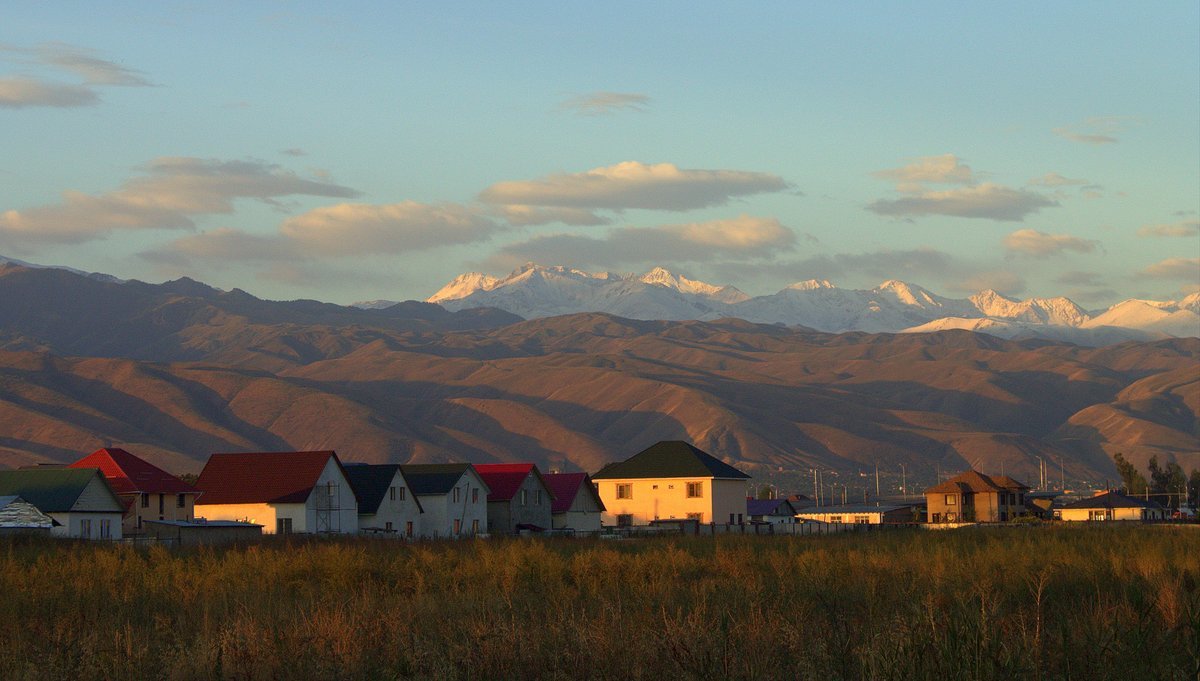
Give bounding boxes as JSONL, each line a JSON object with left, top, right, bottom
{"left": 1058, "top": 490, "right": 1168, "bottom": 522}
{"left": 344, "top": 463, "right": 424, "bottom": 538}
{"left": 543, "top": 472, "right": 605, "bottom": 532}
{"left": 399, "top": 464, "right": 489, "bottom": 538}
{"left": 195, "top": 451, "right": 359, "bottom": 535}
{"left": 0, "top": 468, "right": 124, "bottom": 539}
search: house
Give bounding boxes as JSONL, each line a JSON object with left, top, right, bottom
{"left": 0, "top": 468, "right": 124, "bottom": 539}
{"left": 543, "top": 472, "right": 605, "bottom": 533}
{"left": 194, "top": 451, "right": 359, "bottom": 535}
{"left": 143, "top": 519, "right": 263, "bottom": 545}
{"left": 795, "top": 503, "right": 923, "bottom": 525}
{"left": 474, "top": 463, "right": 554, "bottom": 534}
{"left": 592, "top": 440, "right": 751, "bottom": 526}
{"left": 1058, "top": 491, "right": 1168, "bottom": 522}
{"left": 400, "top": 464, "right": 489, "bottom": 538}
{"left": 344, "top": 464, "right": 424, "bottom": 538}
{"left": 925, "top": 470, "right": 1029, "bottom": 523}
{"left": 747, "top": 497, "right": 800, "bottom": 524}
{"left": 68, "top": 447, "right": 199, "bottom": 535}
{"left": 0, "top": 495, "right": 54, "bottom": 534}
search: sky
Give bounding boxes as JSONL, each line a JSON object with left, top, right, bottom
{"left": 1, "top": 2, "right": 1198, "bottom": 307}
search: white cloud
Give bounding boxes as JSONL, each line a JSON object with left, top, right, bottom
{"left": 1003, "top": 229, "right": 1099, "bottom": 257}
{"left": 279, "top": 201, "right": 497, "bottom": 256}
{"left": 1140, "top": 258, "right": 1200, "bottom": 281}
{"left": 1137, "top": 220, "right": 1199, "bottom": 238}
{"left": 1053, "top": 116, "right": 1137, "bottom": 145}
{"left": 0, "top": 77, "right": 97, "bottom": 108}
{"left": 478, "top": 161, "right": 789, "bottom": 212}
{"left": 0, "top": 158, "right": 358, "bottom": 243}
{"left": 35, "top": 44, "right": 151, "bottom": 86}
{"left": 493, "top": 205, "right": 609, "bottom": 227}
{"left": 1027, "top": 172, "right": 1089, "bottom": 187}
{"left": 868, "top": 183, "right": 1057, "bottom": 222}
{"left": 0, "top": 43, "right": 150, "bottom": 108}
{"left": 559, "top": 91, "right": 650, "bottom": 116}
{"left": 872, "top": 154, "right": 975, "bottom": 188}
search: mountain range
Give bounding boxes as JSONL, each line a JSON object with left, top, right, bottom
{"left": 388, "top": 264, "right": 1200, "bottom": 345}
{"left": 0, "top": 258, "right": 1196, "bottom": 489}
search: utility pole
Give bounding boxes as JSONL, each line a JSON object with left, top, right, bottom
{"left": 813, "top": 469, "right": 819, "bottom": 507}
{"left": 875, "top": 463, "right": 880, "bottom": 498}
{"left": 1059, "top": 457, "right": 1065, "bottom": 491}
{"left": 900, "top": 464, "right": 907, "bottom": 500}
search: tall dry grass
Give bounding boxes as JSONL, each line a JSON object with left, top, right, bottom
{"left": 0, "top": 525, "right": 1197, "bottom": 680}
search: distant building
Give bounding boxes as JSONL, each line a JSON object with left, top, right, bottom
{"left": 925, "top": 470, "right": 1029, "bottom": 523}
{"left": 1058, "top": 491, "right": 1167, "bottom": 522}
{"left": 0, "top": 468, "right": 124, "bottom": 539}
{"left": 795, "top": 503, "right": 922, "bottom": 525}
{"left": 143, "top": 519, "right": 262, "bottom": 546}
{"left": 747, "top": 498, "right": 800, "bottom": 524}
{"left": 0, "top": 495, "right": 54, "bottom": 534}
{"left": 344, "top": 464, "right": 424, "bottom": 538}
{"left": 68, "top": 447, "right": 199, "bottom": 535}
{"left": 400, "top": 464, "right": 489, "bottom": 538}
{"left": 195, "top": 451, "right": 359, "bottom": 535}
{"left": 474, "top": 463, "right": 554, "bottom": 534}
{"left": 543, "top": 472, "right": 605, "bottom": 533}
{"left": 592, "top": 441, "right": 751, "bottom": 526}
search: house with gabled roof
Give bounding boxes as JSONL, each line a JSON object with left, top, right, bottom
{"left": 474, "top": 463, "right": 554, "bottom": 534}
{"left": 0, "top": 495, "right": 54, "bottom": 534}
{"left": 400, "top": 464, "right": 489, "bottom": 538}
{"left": 344, "top": 464, "right": 423, "bottom": 538}
{"left": 0, "top": 468, "right": 124, "bottom": 539}
{"left": 747, "top": 497, "right": 800, "bottom": 524}
{"left": 544, "top": 472, "right": 605, "bottom": 533}
{"left": 1058, "top": 490, "right": 1167, "bottom": 522}
{"left": 194, "top": 451, "right": 358, "bottom": 535}
{"left": 925, "top": 470, "right": 1029, "bottom": 523}
{"left": 68, "top": 447, "right": 199, "bottom": 535}
{"left": 592, "top": 441, "right": 751, "bottom": 526}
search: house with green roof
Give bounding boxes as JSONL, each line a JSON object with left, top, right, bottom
{"left": 592, "top": 441, "right": 751, "bottom": 527}
{"left": 0, "top": 468, "right": 125, "bottom": 539}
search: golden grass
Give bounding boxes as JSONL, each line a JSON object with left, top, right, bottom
{"left": 1, "top": 525, "right": 1197, "bottom": 680}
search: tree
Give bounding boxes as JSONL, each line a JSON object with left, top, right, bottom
{"left": 1164, "top": 462, "right": 1187, "bottom": 510}
{"left": 1113, "top": 452, "right": 1148, "bottom": 496}
{"left": 1188, "top": 469, "right": 1200, "bottom": 509}
{"left": 1148, "top": 455, "right": 1169, "bottom": 493}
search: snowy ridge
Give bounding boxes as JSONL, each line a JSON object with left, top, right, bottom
{"left": 418, "top": 263, "right": 1200, "bottom": 345}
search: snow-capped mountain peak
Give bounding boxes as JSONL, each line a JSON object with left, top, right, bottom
{"left": 786, "top": 279, "right": 837, "bottom": 291}
{"left": 428, "top": 272, "right": 501, "bottom": 303}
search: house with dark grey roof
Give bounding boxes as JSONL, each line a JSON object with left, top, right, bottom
{"left": 474, "top": 463, "right": 554, "bottom": 535}
{"left": 544, "top": 472, "right": 605, "bottom": 532}
{"left": 400, "top": 464, "right": 489, "bottom": 538}
{"left": 925, "top": 470, "right": 1029, "bottom": 523}
{"left": 592, "top": 441, "right": 751, "bottom": 526}
{"left": 0, "top": 468, "right": 124, "bottom": 539}
{"left": 195, "top": 451, "right": 358, "bottom": 535}
{"left": 1058, "top": 491, "right": 1167, "bottom": 522}
{"left": 747, "top": 497, "right": 800, "bottom": 524}
{"left": 344, "top": 464, "right": 424, "bottom": 538}
{"left": 69, "top": 447, "right": 199, "bottom": 535}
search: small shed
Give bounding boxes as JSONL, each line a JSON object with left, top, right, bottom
{"left": 144, "top": 519, "right": 263, "bottom": 545}
{"left": 747, "top": 497, "right": 799, "bottom": 524}
{"left": 0, "top": 495, "right": 54, "bottom": 535}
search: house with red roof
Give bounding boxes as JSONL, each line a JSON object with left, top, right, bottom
{"left": 194, "top": 451, "right": 358, "bottom": 535}
{"left": 474, "top": 463, "right": 554, "bottom": 534}
{"left": 925, "top": 470, "right": 1029, "bottom": 523}
{"left": 69, "top": 448, "right": 199, "bottom": 535}
{"left": 543, "top": 472, "right": 605, "bottom": 533}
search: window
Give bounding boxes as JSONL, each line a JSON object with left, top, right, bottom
{"left": 471, "top": 519, "right": 479, "bottom": 535}
{"left": 1089, "top": 510, "right": 1108, "bottom": 521}
{"left": 945, "top": 495, "right": 956, "bottom": 506}
{"left": 686, "top": 512, "right": 703, "bottom": 522}
{"left": 471, "top": 488, "right": 478, "bottom": 504}
{"left": 405, "top": 521, "right": 413, "bottom": 538}
{"left": 389, "top": 486, "right": 396, "bottom": 501}
{"left": 521, "top": 489, "right": 528, "bottom": 506}
{"left": 80, "top": 519, "right": 92, "bottom": 538}
{"left": 276, "top": 518, "right": 292, "bottom": 535}
{"left": 535, "top": 490, "right": 542, "bottom": 505}
{"left": 737, "top": 514, "right": 743, "bottom": 525}
{"left": 453, "top": 519, "right": 462, "bottom": 535}
{"left": 652, "top": 484, "right": 658, "bottom": 490}
{"left": 100, "top": 519, "right": 112, "bottom": 539}
{"left": 385, "top": 522, "right": 393, "bottom": 532}
{"left": 854, "top": 515, "right": 870, "bottom": 524}
{"left": 136, "top": 516, "right": 142, "bottom": 529}
{"left": 177, "top": 494, "right": 185, "bottom": 509}
{"left": 397, "top": 487, "right": 406, "bottom": 501}
{"left": 616, "top": 514, "right": 633, "bottom": 527}
{"left": 142, "top": 493, "right": 149, "bottom": 508}
{"left": 729, "top": 513, "right": 736, "bottom": 524}
{"left": 616, "top": 483, "right": 632, "bottom": 500}
{"left": 829, "top": 515, "right": 843, "bottom": 524}
{"left": 686, "top": 482, "right": 703, "bottom": 498}
{"left": 159, "top": 494, "right": 164, "bottom": 514}
{"left": 453, "top": 487, "right": 461, "bottom": 503}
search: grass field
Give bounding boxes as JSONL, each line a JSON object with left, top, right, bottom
{"left": 1, "top": 525, "right": 1197, "bottom": 680}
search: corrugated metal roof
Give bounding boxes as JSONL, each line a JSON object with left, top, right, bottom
{"left": 70, "top": 447, "right": 197, "bottom": 495}
{"left": 195, "top": 451, "right": 346, "bottom": 505}
{"left": 0, "top": 495, "right": 55, "bottom": 528}
{"left": 592, "top": 441, "right": 751, "bottom": 480}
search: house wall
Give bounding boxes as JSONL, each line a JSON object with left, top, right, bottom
{"left": 1060, "top": 506, "right": 1159, "bottom": 522}
{"left": 358, "top": 471, "right": 422, "bottom": 538}
{"left": 48, "top": 512, "right": 124, "bottom": 539}
{"left": 196, "top": 502, "right": 282, "bottom": 531}
{"left": 598, "top": 477, "right": 747, "bottom": 525}
{"left": 125, "top": 492, "right": 197, "bottom": 534}
{"left": 552, "top": 488, "right": 602, "bottom": 532}
{"left": 301, "top": 459, "right": 359, "bottom": 534}
{"left": 489, "top": 473, "right": 553, "bottom": 534}
{"left": 415, "top": 470, "right": 488, "bottom": 538}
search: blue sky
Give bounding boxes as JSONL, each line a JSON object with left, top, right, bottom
{"left": 1, "top": 2, "right": 1197, "bottom": 306}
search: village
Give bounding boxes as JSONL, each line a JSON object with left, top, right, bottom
{"left": 0, "top": 440, "right": 1185, "bottom": 544}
